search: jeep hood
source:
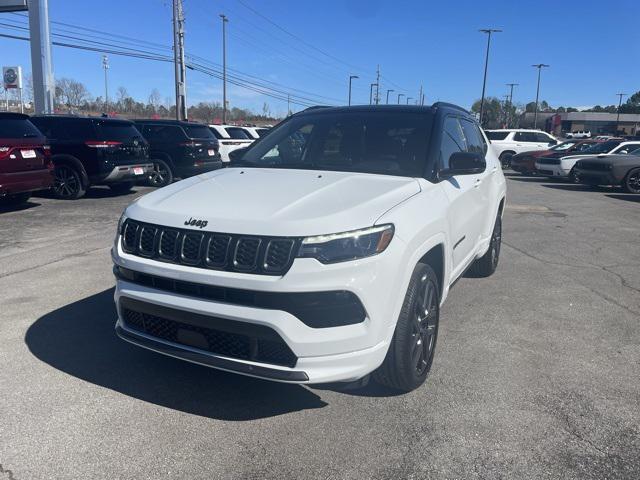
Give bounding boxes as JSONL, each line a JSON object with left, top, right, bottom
{"left": 127, "top": 168, "right": 421, "bottom": 236}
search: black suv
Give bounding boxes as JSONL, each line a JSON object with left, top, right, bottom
{"left": 134, "top": 120, "right": 222, "bottom": 187}
{"left": 30, "top": 115, "right": 152, "bottom": 199}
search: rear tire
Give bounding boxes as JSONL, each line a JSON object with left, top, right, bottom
{"left": 469, "top": 214, "right": 502, "bottom": 278}
{"left": 53, "top": 164, "right": 86, "bottom": 200}
{"left": 109, "top": 181, "right": 135, "bottom": 194}
{"left": 373, "top": 263, "right": 440, "bottom": 392}
{"left": 499, "top": 152, "right": 514, "bottom": 169}
{"left": 146, "top": 159, "right": 173, "bottom": 188}
{"left": 622, "top": 168, "right": 640, "bottom": 194}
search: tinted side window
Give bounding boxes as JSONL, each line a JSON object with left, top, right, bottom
{"left": 440, "top": 117, "right": 467, "bottom": 169}
{"left": 66, "top": 120, "right": 96, "bottom": 139}
{"left": 535, "top": 132, "right": 552, "bottom": 142}
{"left": 485, "top": 131, "right": 509, "bottom": 141}
{"left": 209, "top": 127, "right": 224, "bottom": 139}
{"left": 514, "top": 132, "right": 531, "bottom": 142}
{"left": 224, "top": 127, "right": 251, "bottom": 139}
{"left": 3, "top": 118, "right": 45, "bottom": 137}
{"left": 460, "top": 119, "right": 485, "bottom": 154}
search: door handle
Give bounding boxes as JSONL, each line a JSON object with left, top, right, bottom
{"left": 474, "top": 178, "right": 482, "bottom": 188}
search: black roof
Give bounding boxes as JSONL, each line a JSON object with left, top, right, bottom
{"left": 0, "top": 112, "right": 29, "bottom": 120}
{"left": 30, "top": 114, "right": 134, "bottom": 124}
{"left": 295, "top": 102, "right": 470, "bottom": 116}
{"left": 133, "top": 119, "right": 208, "bottom": 126}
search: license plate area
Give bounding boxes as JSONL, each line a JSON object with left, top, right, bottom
{"left": 133, "top": 167, "right": 144, "bottom": 175}
{"left": 21, "top": 149, "right": 36, "bottom": 159}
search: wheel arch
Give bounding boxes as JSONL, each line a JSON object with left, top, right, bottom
{"left": 417, "top": 244, "right": 445, "bottom": 299}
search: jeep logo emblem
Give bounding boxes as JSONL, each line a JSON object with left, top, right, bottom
{"left": 184, "top": 217, "right": 208, "bottom": 229}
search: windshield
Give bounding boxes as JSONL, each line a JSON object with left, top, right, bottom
{"left": 551, "top": 141, "right": 577, "bottom": 151}
{"left": 485, "top": 131, "right": 509, "bottom": 140}
{"left": 580, "top": 141, "right": 620, "bottom": 154}
{"left": 237, "top": 111, "right": 433, "bottom": 177}
{"left": 183, "top": 124, "right": 216, "bottom": 139}
{"left": 224, "top": 127, "right": 252, "bottom": 139}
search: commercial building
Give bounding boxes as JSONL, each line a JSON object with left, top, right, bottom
{"left": 519, "top": 111, "right": 640, "bottom": 136}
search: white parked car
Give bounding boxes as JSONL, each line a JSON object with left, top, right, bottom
{"left": 535, "top": 140, "right": 640, "bottom": 181}
{"left": 566, "top": 130, "right": 591, "bottom": 139}
{"left": 112, "top": 103, "right": 506, "bottom": 392}
{"left": 242, "top": 126, "right": 270, "bottom": 139}
{"left": 485, "top": 129, "right": 559, "bottom": 167}
{"left": 209, "top": 124, "right": 254, "bottom": 162}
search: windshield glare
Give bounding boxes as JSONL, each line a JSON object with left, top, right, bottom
{"left": 237, "top": 111, "right": 433, "bottom": 177}
{"left": 551, "top": 141, "right": 577, "bottom": 151}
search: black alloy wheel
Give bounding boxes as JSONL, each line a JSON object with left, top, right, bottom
{"left": 411, "top": 274, "right": 439, "bottom": 377}
{"left": 147, "top": 159, "right": 173, "bottom": 188}
{"left": 623, "top": 168, "right": 640, "bottom": 194}
{"left": 53, "top": 165, "right": 85, "bottom": 200}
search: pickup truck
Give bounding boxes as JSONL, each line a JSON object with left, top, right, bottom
{"left": 111, "top": 103, "right": 507, "bottom": 392}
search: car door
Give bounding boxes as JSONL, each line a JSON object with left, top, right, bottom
{"left": 512, "top": 132, "right": 537, "bottom": 154}
{"left": 438, "top": 116, "right": 484, "bottom": 277}
{"left": 534, "top": 132, "right": 556, "bottom": 150}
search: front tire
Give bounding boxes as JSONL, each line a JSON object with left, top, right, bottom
{"left": 568, "top": 167, "right": 580, "bottom": 184}
{"left": 469, "top": 213, "right": 502, "bottom": 277}
{"left": 373, "top": 263, "right": 440, "bottom": 392}
{"left": 622, "top": 168, "right": 640, "bottom": 194}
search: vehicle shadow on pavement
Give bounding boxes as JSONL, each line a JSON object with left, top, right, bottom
{"left": 0, "top": 200, "right": 41, "bottom": 214}
{"left": 25, "top": 288, "right": 328, "bottom": 420}
{"left": 606, "top": 193, "right": 640, "bottom": 203}
{"left": 541, "top": 183, "right": 609, "bottom": 192}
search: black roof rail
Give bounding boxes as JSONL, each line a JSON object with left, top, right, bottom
{"left": 299, "top": 106, "right": 332, "bottom": 112}
{"left": 432, "top": 102, "right": 470, "bottom": 115}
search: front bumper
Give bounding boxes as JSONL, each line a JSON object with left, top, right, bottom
{"left": 575, "top": 169, "right": 619, "bottom": 186}
{"left": 0, "top": 168, "right": 54, "bottom": 196}
{"left": 111, "top": 235, "right": 406, "bottom": 384}
{"left": 534, "top": 163, "right": 568, "bottom": 177}
{"left": 98, "top": 163, "right": 154, "bottom": 184}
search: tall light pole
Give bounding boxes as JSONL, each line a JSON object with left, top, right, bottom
{"left": 386, "top": 89, "right": 394, "bottom": 104}
{"left": 369, "top": 83, "right": 377, "bottom": 105}
{"left": 102, "top": 54, "right": 109, "bottom": 113}
{"left": 348, "top": 75, "right": 358, "bottom": 105}
{"left": 397, "top": 93, "right": 405, "bottom": 104}
{"left": 172, "top": 0, "right": 187, "bottom": 120}
{"left": 616, "top": 93, "right": 628, "bottom": 134}
{"left": 28, "top": 0, "right": 55, "bottom": 114}
{"left": 220, "top": 14, "right": 229, "bottom": 123}
{"left": 478, "top": 28, "right": 501, "bottom": 126}
{"left": 406, "top": 97, "right": 413, "bottom": 105}
{"left": 506, "top": 83, "right": 518, "bottom": 128}
{"left": 532, "top": 64, "right": 549, "bottom": 129}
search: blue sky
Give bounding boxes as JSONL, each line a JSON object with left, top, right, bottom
{"left": 0, "top": 0, "right": 638, "bottom": 116}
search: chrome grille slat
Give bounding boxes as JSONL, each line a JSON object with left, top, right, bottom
{"left": 120, "top": 220, "right": 298, "bottom": 276}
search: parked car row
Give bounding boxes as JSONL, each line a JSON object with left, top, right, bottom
{"left": 485, "top": 129, "right": 559, "bottom": 167}
{"left": 501, "top": 133, "right": 640, "bottom": 193}
{"left": 0, "top": 112, "right": 272, "bottom": 205}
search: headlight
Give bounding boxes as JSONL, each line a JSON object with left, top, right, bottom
{"left": 297, "top": 224, "right": 394, "bottom": 264}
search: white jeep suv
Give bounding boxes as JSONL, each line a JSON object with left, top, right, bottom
{"left": 112, "top": 104, "right": 506, "bottom": 392}
{"left": 485, "top": 129, "right": 558, "bottom": 167}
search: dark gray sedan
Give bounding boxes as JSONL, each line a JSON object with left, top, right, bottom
{"left": 575, "top": 148, "right": 640, "bottom": 193}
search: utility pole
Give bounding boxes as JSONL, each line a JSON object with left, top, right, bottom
{"left": 397, "top": 93, "right": 404, "bottom": 104}
{"left": 102, "top": 54, "right": 109, "bottom": 113}
{"left": 287, "top": 94, "right": 290, "bottom": 116}
{"left": 478, "top": 28, "right": 501, "bottom": 126}
{"left": 532, "top": 64, "right": 549, "bottom": 129}
{"left": 375, "top": 65, "right": 380, "bottom": 105}
{"left": 220, "top": 13, "right": 229, "bottom": 123}
{"left": 28, "top": 0, "right": 55, "bottom": 114}
{"left": 506, "top": 83, "right": 518, "bottom": 128}
{"left": 172, "top": 0, "right": 187, "bottom": 120}
{"left": 502, "top": 94, "right": 510, "bottom": 127}
{"left": 615, "top": 93, "right": 627, "bottom": 134}
{"left": 348, "top": 75, "right": 358, "bottom": 105}
{"left": 386, "top": 89, "right": 394, "bottom": 104}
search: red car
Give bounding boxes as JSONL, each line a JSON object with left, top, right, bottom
{"left": 0, "top": 113, "right": 54, "bottom": 205}
{"left": 510, "top": 140, "right": 599, "bottom": 175}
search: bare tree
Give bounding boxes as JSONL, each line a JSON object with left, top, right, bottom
{"left": 116, "top": 86, "right": 129, "bottom": 111}
{"left": 148, "top": 88, "right": 161, "bottom": 112}
{"left": 55, "top": 78, "right": 90, "bottom": 112}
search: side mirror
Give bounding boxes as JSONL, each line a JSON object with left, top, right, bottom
{"left": 228, "top": 147, "right": 248, "bottom": 163}
{"left": 441, "top": 152, "right": 486, "bottom": 177}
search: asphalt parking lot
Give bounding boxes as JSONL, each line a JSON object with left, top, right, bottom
{"left": 1, "top": 175, "right": 639, "bottom": 480}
